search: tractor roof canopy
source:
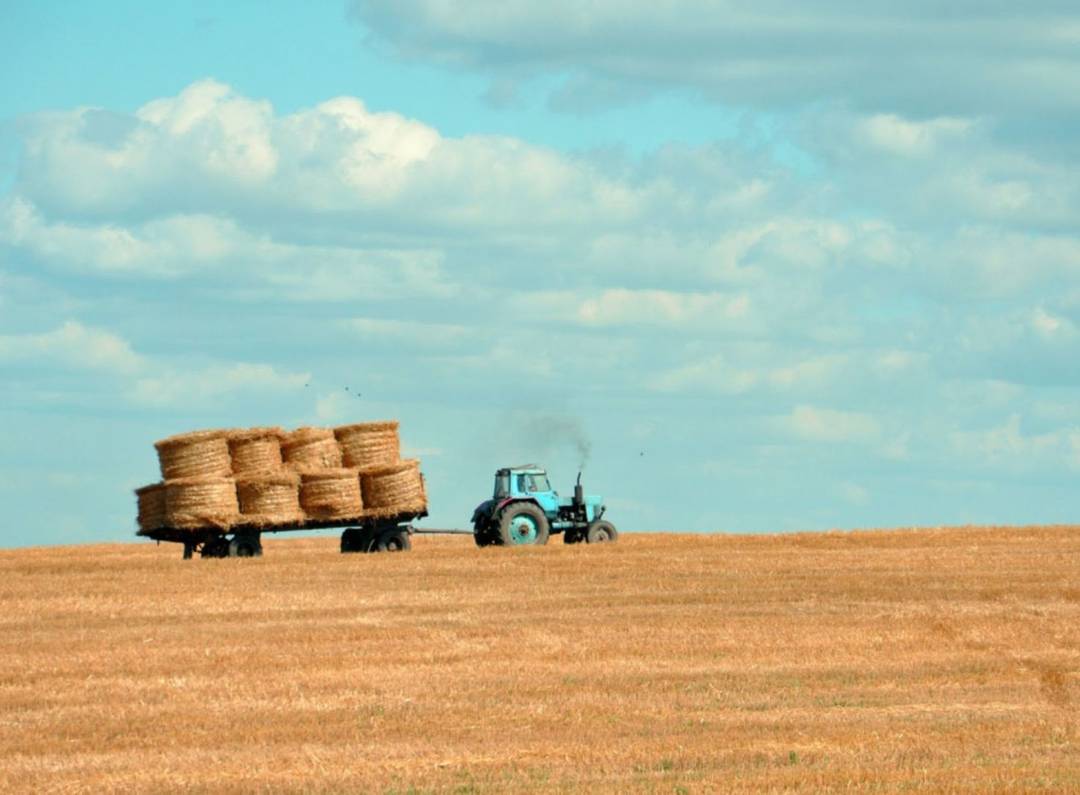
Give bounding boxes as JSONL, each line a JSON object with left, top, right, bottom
{"left": 496, "top": 465, "right": 547, "bottom": 476}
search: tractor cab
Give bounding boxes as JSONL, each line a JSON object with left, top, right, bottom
{"left": 494, "top": 466, "right": 559, "bottom": 516}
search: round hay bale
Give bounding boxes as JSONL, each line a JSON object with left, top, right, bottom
{"left": 165, "top": 476, "right": 239, "bottom": 529}
{"left": 135, "top": 482, "right": 166, "bottom": 531}
{"left": 155, "top": 429, "right": 231, "bottom": 480}
{"left": 282, "top": 427, "right": 342, "bottom": 470}
{"left": 361, "top": 459, "right": 426, "bottom": 513}
{"left": 228, "top": 426, "right": 284, "bottom": 475}
{"left": 236, "top": 470, "right": 303, "bottom": 527}
{"left": 299, "top": 468, "right": 363, "bottom": 520}
{"left": 334, "top": 421, "right": 400, "bottom": 469}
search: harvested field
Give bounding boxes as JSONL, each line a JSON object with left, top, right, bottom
{"left": 1, "top": 526, "right": 1077, "bottom": 792}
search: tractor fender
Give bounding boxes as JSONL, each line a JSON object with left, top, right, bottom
{"left": 473, "top": 498, "right": 543, "bottom": 528}
{"left": 471, "top": 500, "right": 496, "bottom": 525}
{"left": 495, "top": 497, "right": 543, "bottom": 516}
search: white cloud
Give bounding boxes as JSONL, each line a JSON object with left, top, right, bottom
{"left": 856, "top": 114, "right": 973, "bottom": 158}
{"left": 15, "top": 80, "right": 640, "bottom": 235}
{"left": 650, "top": 351, "right": 850, "bottom": 396}
{"left": 133, "top": 363, "right": 309, "bottom": 407}
{"left": 0, "top": 320, "right": 143, "bottom": 374}
{"left": 950, "top": 415, "right": 1080, "bottom": 473}
{"left": 837, "top": 481, "right": 870, "bottom": 506}
{"left": 0, "top": 197, "right": 242, "bottom": 276}
{"left": 1031, "top": 307, "right": 1077, "bottom": 340}
{"left": 340, "top": 317, "right": 473, "bottom": 348}
{"left": 576, "top": 289, "right": 749, "bottom": 328}
{"left": 0, "top": 319, "right": 309, "bottom": 409}
{"left": 779, "top": 405, "right": 881, "bottom": 444}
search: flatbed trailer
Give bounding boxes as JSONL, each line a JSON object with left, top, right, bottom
{"left": 139, "top": 509, "right": 453, "bottom": 559}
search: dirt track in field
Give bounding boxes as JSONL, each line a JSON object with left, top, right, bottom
{"left": 1, "top": 527, "right": 1078, "bottom": 793}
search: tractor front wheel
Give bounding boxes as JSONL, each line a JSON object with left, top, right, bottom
{"left": 497, "top": 502, "right": 550, "bottom": 546}
{"left": 586, "top": 521, "right": 618, "bottom": 544}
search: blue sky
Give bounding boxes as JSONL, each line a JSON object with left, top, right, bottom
{"left": 2, "top": 2, "right": 1079, "bottom": 547}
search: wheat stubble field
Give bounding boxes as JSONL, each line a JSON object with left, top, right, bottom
{"left": 1, "top": 527, "right": 1077, "bottom": 793}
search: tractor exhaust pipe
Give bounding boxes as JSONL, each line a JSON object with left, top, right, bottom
{"left": 574, "top": 471, "right": 584, "bottom": 507}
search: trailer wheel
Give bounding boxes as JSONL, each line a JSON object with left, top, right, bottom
{"left": 586, "top": 521, "right": 618, "bottom": 544}
{"left": 373, "top": 528, "right": 411, "bottom": 552}
{"left": 497, "top": 502, "right": 550, "bottom": 546}
{"left": 200, "top": 535, "right": 230, "bottom": 558}
{"left": 229, "top": 535, "right": 262, "bottom": 557}
{"left": 341, "top": 528, "right": 371, "bottom": 553}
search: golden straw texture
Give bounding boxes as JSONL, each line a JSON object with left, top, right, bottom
{"left": 334, "top": 421, "right": 400, "bottom": 469}
{"left": 5, "top": 526, "right": 1080, "bottom": 792}
{"left": 134, "top": 483, "right": 166, "bottom": 531}
{"left": 236, "top": 471, "right": 303, "bottom": 527}
{"left": 164, "top": 476, "right": 239, "bottom": 529}
{"left": 154, "top": 430, "right": 231, "bottom": 480}
{"left": 361, "top": 459, "right": 426, "bottom": 514}
{"left": 282, "top": 427, "right": 343, "bottom": 470}
{"left": 299, "top": 469, "right": 363, "bottom": 520}
{"left": 228, "top": 427, "right": 284, "bottom": 475}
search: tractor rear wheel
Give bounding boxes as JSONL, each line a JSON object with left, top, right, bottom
{"left": 474, "top": 524, "right": 495, "bottom": 547}
{"left": 586, "top": 521, "right": 618, "bottom": 544}
{"left": 497, "top": 502, "right": 550, "bottom": 546}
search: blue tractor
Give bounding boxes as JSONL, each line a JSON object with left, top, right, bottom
{"left": 470, "top": 465, "right": 618, "bottom": 547}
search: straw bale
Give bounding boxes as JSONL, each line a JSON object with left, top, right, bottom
{"left": 334, "top": 421, "right": 401, "bottom": 469}
{"left": 299, "top": 468, "right": 363, "bottom": 520}
{"left": 228, "top": 426, "right": 284, "bottom": 475}
{"left": 361, "top": 459, "right": 426, "bottom": 513}
{"left": 165, "top": 476, "right": 239, "bottom": 529}
{"left": 155, "top": 429, "right": 231, "bottom": 480}
{"left": 236, "top": 470, "right": 303, "bottom": 527}
{"left": 135, "top": 482, "right": 167, "bottom": 531}
{"left": 282, "top": 427, "right": 342, "bottom": 470}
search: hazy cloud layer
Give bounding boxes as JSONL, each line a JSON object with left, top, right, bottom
{"left": 353, "top": 1, "right": 1080, "bottom": 121}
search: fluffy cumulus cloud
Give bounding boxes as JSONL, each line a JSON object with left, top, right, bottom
{"left": 2, "top": 66, "right": 1079, "bottom": 540}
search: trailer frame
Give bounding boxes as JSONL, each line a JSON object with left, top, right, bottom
{"left": 139, "top": 508, "right": 430, "bottom": 559}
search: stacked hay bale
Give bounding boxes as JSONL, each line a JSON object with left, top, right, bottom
{"left": 155, "top": 430, "right": 231, "bottom": 479}
{"left": 228, "top": 427, "right": 284, "bottom": 475}
{"left": 236, "top": 471, "right": 303, "bottom": 527}
{"left": 151, "top": 430, "right": 239, "bottom": 530}
{"left": 334, "top": 421, "right": 426, "bottom": 517}
{"left": 133, "top": 419, "right": 426, "bottom": 535}
{"left": 135, "top": 483, "right": 167, "bottom": 532}
{"left": 282, "top": 427, "right": 343, "bottom": 471}
{"left": 360, "top": 459, "right": 426, "bottom": 516}
{"left": 299, "top": 469, "right": 364, "bottom": 519}
{"left": 335, "top": 421, "right": 400, "bottom": 468}
{"left": 165, "top": 476, "right": 239, "bottom": 529}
